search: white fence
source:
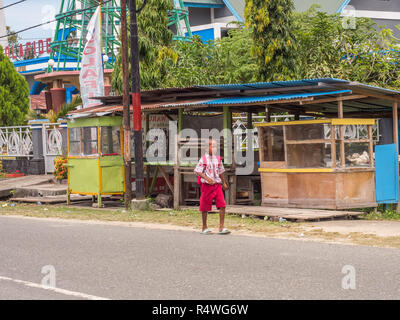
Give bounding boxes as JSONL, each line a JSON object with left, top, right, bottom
{"left": 0, "top": 126, "right": 33, "bottom": 157}
{"left": 0, "top": 122, "right": 65, "bottom": 173}
{"left": 42, "top": 123, "right": 65, "bottom": 173}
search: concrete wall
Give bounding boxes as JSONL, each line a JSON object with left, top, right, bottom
{"left": 214, "top": 6, "right": 233, "bottom": 19}
{"left": 347, "top": 0, "right": 400, "bottom": 37}
{"left": 350, "top": 0, "right": 400, "bottom": 11}
{"left": 188, "top": 7, "right": 212, "bottom": 26}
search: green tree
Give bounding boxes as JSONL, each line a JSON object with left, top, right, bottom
{"left": 294, "top": 6, "right": 400, "bottom": 89}
{"left": 112, "top": 0, "right": 174, "bottom": 92}
{"left": 0, "top": 45, "right": 30, "bottom": 126}
{"left": 165, "top": 25, "right": 259, "bottom": 87}
{"left": 244, "top": 0, "right": 297, "bottom": 81}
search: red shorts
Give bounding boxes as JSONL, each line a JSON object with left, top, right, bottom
{"left": 199, "top": 183, "right": 226, "bottom": 212}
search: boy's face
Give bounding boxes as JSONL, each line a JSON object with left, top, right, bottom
{"left": 208, "top": 140, "right": 217, "bottom": 155}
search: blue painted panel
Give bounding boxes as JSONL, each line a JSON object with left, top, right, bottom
{"left": 187, "top": 28, "right": 214, "bottom": 43}
{"left": 29, "top": 81, "right": 47, "bottom": 95}
{"left": 375, "top": 144, "right": 399, "bottom": 204}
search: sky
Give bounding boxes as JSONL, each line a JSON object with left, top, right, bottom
{"left": 3, "top": 0, "right": 61, "bottom": 41}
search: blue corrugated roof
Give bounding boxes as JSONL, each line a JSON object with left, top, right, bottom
{"left": 204, "top": 90, "right": 352, "bottom": 105}
{"left": 196, "top": 78, "right": 349, "bottom": 91}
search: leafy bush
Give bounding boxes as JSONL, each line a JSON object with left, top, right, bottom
{"left": 54, "top": 156, "right": 68, "bottom": 180}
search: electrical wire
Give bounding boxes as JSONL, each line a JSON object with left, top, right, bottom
{"left": 0, "top": 0, "right": 27, "bottom": 11}
{"left": 0, "top": 0, "right": 113, "bottom": 39}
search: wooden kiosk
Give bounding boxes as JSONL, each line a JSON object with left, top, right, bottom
{"left": 256, "top": 118, "right": 377, "bottom": 209}
{"left": 66, "top": 116, "right": 124, "bottom": 206}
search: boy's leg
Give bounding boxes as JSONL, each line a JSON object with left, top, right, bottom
{"left": 202, "top": 211, "right": 208, "bottom": 231}
{"left": 219, "top": 207, "right": 225, "bottom": 232}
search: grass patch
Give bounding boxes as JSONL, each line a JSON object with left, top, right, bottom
{"left": 0, "top": 201, "right": 301, "bottom": 235}
{"left": 2, "top": 201, "right": 400, "bottom": 248}
{"left": 363, "top": 209, "right": 400, "bottom": 221}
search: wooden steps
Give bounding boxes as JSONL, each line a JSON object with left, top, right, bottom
{"left": 11, "top": 195, "right": 92, "bottom": 204}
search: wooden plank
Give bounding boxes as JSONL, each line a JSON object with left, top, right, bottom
{"left": 286, "top": 139, "right": 330, "bottom": 145}
{"left": 11, "top": 195, "right": 92, "bottom": 204}
{"left": 343, "top": 139, "right": 370, "bottom": 143}
{"left": 158, "top": 165, "right": 174, "bottom": 193}
{"left": 219, "top": 205, "right": 363, "bottom": 221}
{"left": 331, "top": 124, "right": 336, "bottom": 169}
{"left": 283, "top": 126, "right": 288, "bottom": 163}
{"left": 300, "top": 94, "right": 367, "bottom": 105}
{"left": 338, "top": 100, "right": 345, "bottom": 167}
{"left": 368, "top": 125, "right": 374, "bottom": 167}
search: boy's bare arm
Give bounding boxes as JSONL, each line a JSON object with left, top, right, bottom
{"left": 219, "top": 172, "right": 228, "bottom": 190}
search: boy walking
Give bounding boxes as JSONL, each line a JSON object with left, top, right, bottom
{"left": 194, "top": 139, "right": 230, "bottom": 235}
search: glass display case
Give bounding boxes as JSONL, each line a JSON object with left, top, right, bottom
{"left": 256, "top": 119, "right": 376, "bottom": 209}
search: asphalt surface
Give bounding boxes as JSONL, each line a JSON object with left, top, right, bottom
{"left": 0, "top": 215, "right": 400, "bottom": 300}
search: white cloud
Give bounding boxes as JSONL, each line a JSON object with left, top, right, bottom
{"left": 3, "top": 0, "right": 60, "bottom": 41}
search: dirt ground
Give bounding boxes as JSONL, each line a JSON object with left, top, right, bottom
{"left": 303, "top": 220, "right": 400, "bottom": 237}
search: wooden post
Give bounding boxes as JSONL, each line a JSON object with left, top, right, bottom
{"left": 149, "top": 165, "right": 159, "bottom": 194}
{"left": 283, "top": 126, "right": 288, "bottom": 164}
{"left": 338, "top": 100, "right": 345, "bottom": 167}
{"left": 265, "top": 107, "right": 271, "bottom": 122}
{"left": 159, "top": 166, "right": 174, "bottom": 194}
{"left": 368, "top": 125, "right": 374, "bottom": 167}
{"left": 121, "top": 0, "right": 132, "bottom": 209}
{"left": 331, "top": 124, "right": 336, "bottom": 169}
{"left": 145, "top": 113, "right": 150, "bottom": 195}
{"left": 173, "top": 133, "right": 180, "bottom": 210}
{"left": 247, "top": 111, "right": 253, "bottom": 130}
{"left": 178, "top": 109, "right": 183, "bottom": 134}
{"left": 223, "top": 106, "right": 230, "bottom": 165}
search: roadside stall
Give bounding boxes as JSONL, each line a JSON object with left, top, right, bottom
{"left": 67, "top": 78, "right": 400, "bottom": 210}
{"left": 66, "top": 116, "right": 124, "bottom": 207}
{"left": 256, "top": 118, "right": 376, "bottom": 209}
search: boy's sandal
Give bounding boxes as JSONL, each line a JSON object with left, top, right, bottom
{"left": 218, "top": 228, "right": 231, "bottom": 235}
{"left": 200, "top": 229, "right": 212, "bottom": 235}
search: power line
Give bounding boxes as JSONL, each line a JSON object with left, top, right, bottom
{"left": 0, "top": 0, "right": 113, "bottom": 39}
{"left": 0, "top": 0, "right": 28, "bottom": 11}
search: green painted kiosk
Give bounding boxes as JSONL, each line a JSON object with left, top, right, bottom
{"left": 67, "top": 116, "right": 124, "bottom": 206}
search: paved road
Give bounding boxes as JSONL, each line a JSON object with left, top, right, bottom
{"left": 0, "top": 216, "right": 400, "bottom": 300}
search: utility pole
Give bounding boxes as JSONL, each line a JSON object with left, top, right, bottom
{"left": 121, "top": 0, "right": 132, "bottom": 208}
{"left": 129, "top": 0, "right": 145, "bottom": 200}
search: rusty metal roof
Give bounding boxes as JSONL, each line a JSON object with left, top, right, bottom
{"left": 67, "top": 78, "right": 400, "bottom": 119}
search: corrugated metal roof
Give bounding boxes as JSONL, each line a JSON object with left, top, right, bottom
{"left": 67, "top": 78, "right": 400, "bottom": 119}
{"left": 204, "top": 90, "right": 352, "bottom": 105}
{"left": 196, "top": 78, "right": 350, "bottom": 91}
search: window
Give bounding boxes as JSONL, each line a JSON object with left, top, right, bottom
{"left": 260, "top": 126, "right": 285, "bottom": 161}
{"left": 101, "top": 126, "right": 121, "bottom": 156}
{"left": 82, "top": 127, "right": 98, "bottom": 155}
{"left": 69, "top": 127, "right": 99, "bottom": 156}
{"left": 69, "top": 128, "right": 81, "bottom": 156}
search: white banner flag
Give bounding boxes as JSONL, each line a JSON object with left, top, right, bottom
{"left": 79, "top": 6, "right": 104, "bottom": 108}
